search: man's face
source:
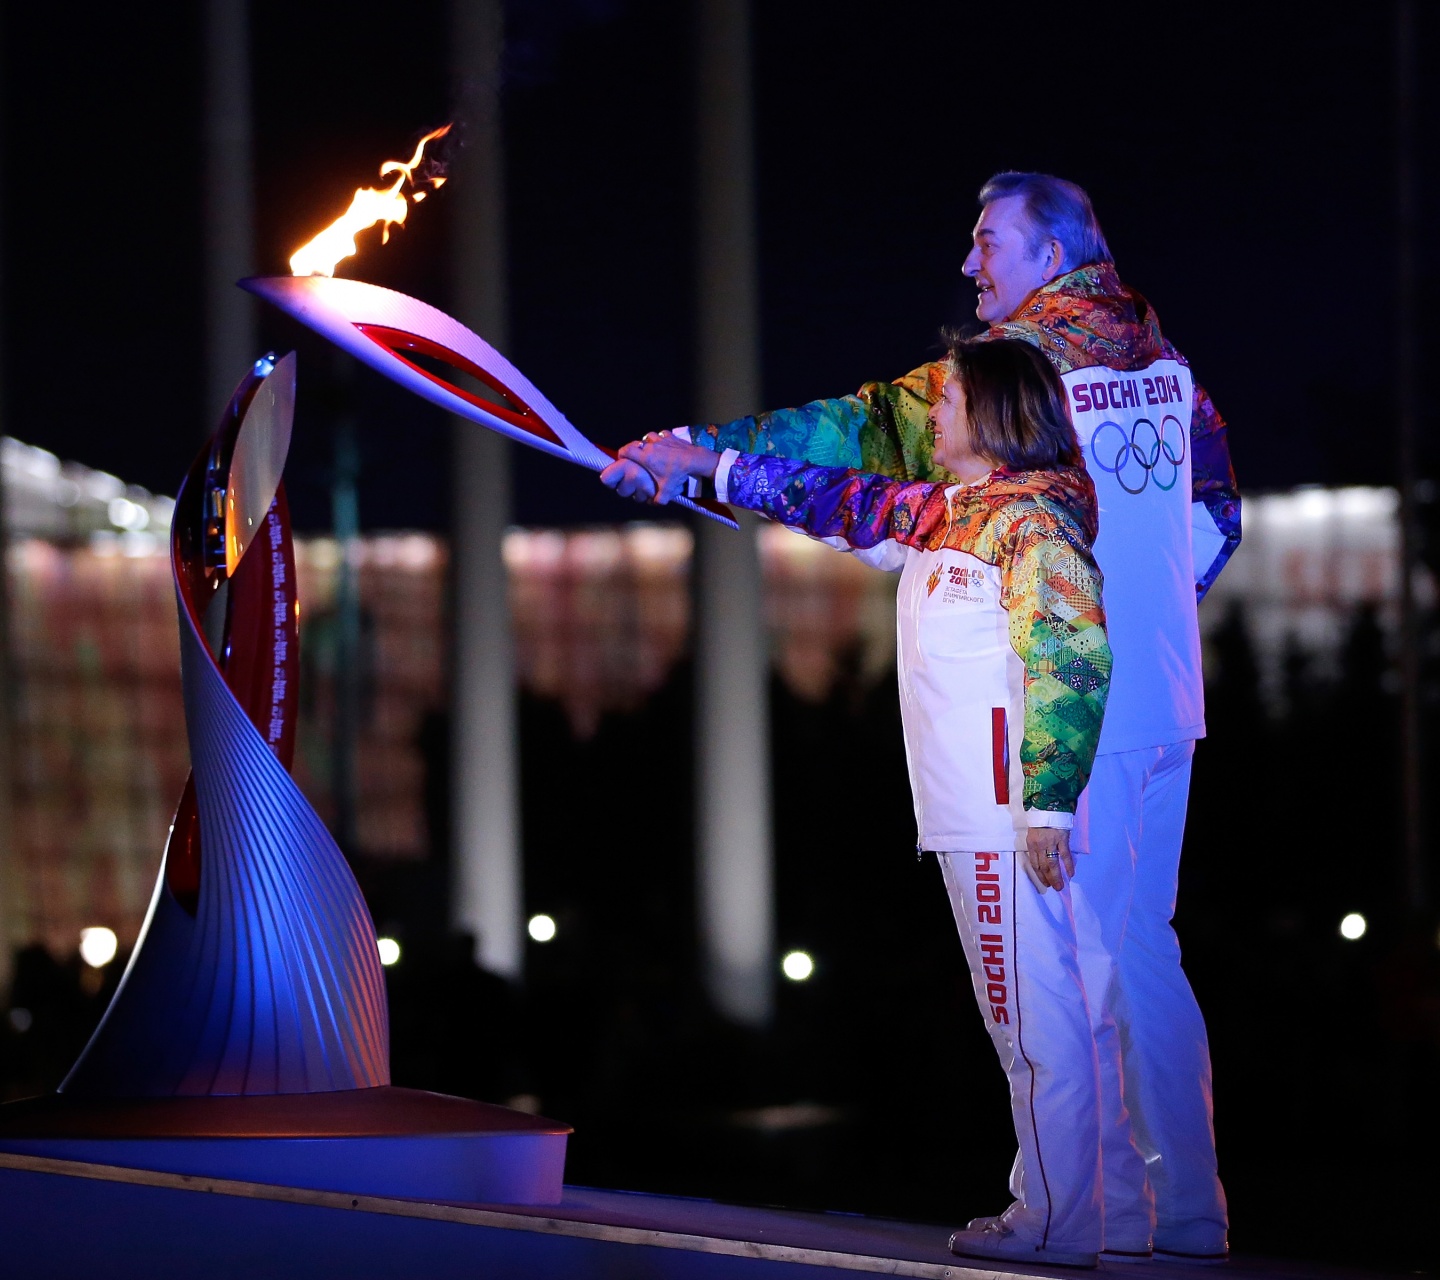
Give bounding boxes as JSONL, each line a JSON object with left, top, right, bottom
{"left": 962, "top": 196, "right": 1059, "bottom": 324}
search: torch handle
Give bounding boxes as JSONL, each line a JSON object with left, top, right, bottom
{"left": 672, "top": 493, "right": 740, "bottom": 528}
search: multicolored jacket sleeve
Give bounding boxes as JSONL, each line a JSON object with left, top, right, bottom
{"left": 1188, "top": 379, "right": 1241, "bottom": 600}
{"left": 692, "top": 364, "right": 954, "bottom": 483}
{"left": 721, "top": 452, "right": 947, "bottom": 549}
{"left": 723, "top": 454, "right": 1110, "bottom": 814}
{"left": 998, "top": 515, "right": 1112, "bottom": 815}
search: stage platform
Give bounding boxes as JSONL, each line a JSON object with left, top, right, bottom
{"left": 0, "top": 1149, "right": 1396, "bottom": 1279}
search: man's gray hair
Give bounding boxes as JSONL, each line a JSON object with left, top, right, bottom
{"left": 978, "top": 171, "right": 1113, "bottom": 271}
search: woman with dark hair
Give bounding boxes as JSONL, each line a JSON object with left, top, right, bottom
{"left": 602, "top": 337, "right": 1114, "bottom": 1269}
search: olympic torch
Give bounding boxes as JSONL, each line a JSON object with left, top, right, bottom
{"left": 243, "top": 128, "right": 737, "bottom": 527}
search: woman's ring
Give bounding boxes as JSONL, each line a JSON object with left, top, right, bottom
{"left": 1045, "top": 851, "right": 1058, "bottom": 860}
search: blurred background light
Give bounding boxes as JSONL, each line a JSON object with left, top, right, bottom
{"left": 376, "top": 936, "right": 401, "bottom": 966}
{"left": 107, "top": 496, "right": 149, "bottom": 530}
{"left": 528, "top": 913, "right": 557, "bottom": 943}
{"left": 78, "top": 926, "right": 118, "bottom": 968}
{"left": 781, "top": 950, "right": 814, "bottom": 981}
{"left": 1339, "top": 913, "right": 1367, "bottom": 941}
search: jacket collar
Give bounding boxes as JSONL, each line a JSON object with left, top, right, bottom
{"left": 948, "top": 463, "right": 1099, "bottom": 545}
{"left": 990, "top": 262, "right": 1168, "bottom": 373}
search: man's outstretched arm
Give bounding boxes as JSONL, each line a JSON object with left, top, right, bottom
{"left": 685, "top": 363, "right": 955, "bottom": 484}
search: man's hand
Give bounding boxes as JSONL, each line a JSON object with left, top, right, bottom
{"left": 599, "top": 457, "right": 658, "bottom": 502}
{"left": 1023, "top": 825, "right": 1074, "bottom": 893}
{"left": 618, "top": 432, "right": 720, "bottom": 505}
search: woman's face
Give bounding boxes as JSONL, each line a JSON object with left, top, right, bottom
{"left": 928, "top": 374, "right": 994, "bottom": 482}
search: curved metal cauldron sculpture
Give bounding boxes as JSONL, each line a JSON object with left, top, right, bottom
{"left": 62, "top": 353, "right": 389, "bottom": 1097}
{"left": 0, "top": 350, "right": 568, "bottom": 1206}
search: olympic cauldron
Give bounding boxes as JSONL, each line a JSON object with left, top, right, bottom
{"left": 0, "top": 348, "right": 569, "bottom": 1204}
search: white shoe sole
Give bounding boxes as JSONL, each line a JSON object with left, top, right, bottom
{"left": 1099, "top": 1247, "right": 1154, "bottom": 1264}
{"left": 1154, "top": 1247, "right": 1229, "bottom": 1266}
{"left": 949, "top": 1228, "right": 1098, "bottom": 1269}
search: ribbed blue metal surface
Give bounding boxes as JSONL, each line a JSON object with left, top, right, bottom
{"left": 62, "top": 356, "right": 389, "bottom": 1096}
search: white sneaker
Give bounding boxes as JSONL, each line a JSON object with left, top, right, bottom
{"left": 970, "top": 1211, "right": 1154, "bottom": 1265}
{"left": 949, "top": 1222, "right": 1098, "bottom": 1270}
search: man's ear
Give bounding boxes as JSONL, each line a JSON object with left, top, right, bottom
{"left": 1040, "top": 239, "right": 1065, "bottom": 282}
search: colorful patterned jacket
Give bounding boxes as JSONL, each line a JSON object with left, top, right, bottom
{"left": 691, "top": 263, "right": 1240, "bottom": 598}
{"left": 718, "top": 455, "right": 1110, "bottom": 818}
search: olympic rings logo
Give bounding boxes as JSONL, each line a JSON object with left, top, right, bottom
{"left": 1088, "top": 416, "right": 1186, "bottom": 494}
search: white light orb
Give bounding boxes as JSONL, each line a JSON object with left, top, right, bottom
{"left": 528, "top": 914, "right": 557, "bottom": 943}
{"left": 376, "top": 937, "right": 401, "bottom": 966}
{"left": 107, "top": 497, "right": 148, "bottom": 530}
{"left": 781, "top": 950, "right": 814, "bottom": 982}
{"left": 1339, "top": 912, "right": 1367, "bottom": 941}
{"left": 79, "top": 926, "right": 118, "bottom": 968}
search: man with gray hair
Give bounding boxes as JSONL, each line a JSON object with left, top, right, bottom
{"left": 953, "top": 173, "right": 1237, "bottom": 1268}
{"left": 641, "top": 172, "right": 1238, "bottom": 1268}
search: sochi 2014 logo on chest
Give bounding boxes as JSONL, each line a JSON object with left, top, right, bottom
{"left": 928, "top": 560, "right": 987, "bottom": 604}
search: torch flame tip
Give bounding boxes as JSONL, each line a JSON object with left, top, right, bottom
{"left": 287, "top": 122, "right": 453, "bottom": 279}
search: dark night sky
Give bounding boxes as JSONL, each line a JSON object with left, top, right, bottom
{"left": 2, "top": 0, "right": 1435, "bottom": 530}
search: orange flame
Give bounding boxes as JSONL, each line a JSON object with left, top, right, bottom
{"left": 289, "top": 124, "right": 452, "bottom": 278}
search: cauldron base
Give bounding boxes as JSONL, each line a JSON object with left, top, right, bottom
{"left": 0, "top": 1085, "right": 569, "bottom": 1204}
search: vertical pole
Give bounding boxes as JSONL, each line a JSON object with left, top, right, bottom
{"left": 203, "top": 0, "right": 257, "bottom": 423}
{"left": 450, "top": 0, "right": 522, "bottom": 979}
{"left": 0, "top": 477, "right": 11, "bottom": 1003}
{"left": 0, "top": 21, "right": 13, "bottom": 999}
{"left": 695, "top": 0, "right": 774, "bottom": 1026}
{"left": 331, "top": 391, "right": 362, "bottom": 855}
{"left": 1395, "top": 0, "right": 1425, "bottom": 917}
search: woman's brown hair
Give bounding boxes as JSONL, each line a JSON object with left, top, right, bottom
{"left": 942, "top": 332, "right": 1082, "bottom": 472}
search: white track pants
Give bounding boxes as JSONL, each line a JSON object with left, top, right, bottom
{"left": 937, "top": 849, "right": 1103, "bottom": 1254}
{"left": 1069, "top": 740, "right": 1228, "bottom": 1255}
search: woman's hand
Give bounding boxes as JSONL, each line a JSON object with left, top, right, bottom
{"left": 1024, "top": 825, "right": 1074, "bottom": 893}
{"left": 599, "top": 456, "right": 658, "bottom": 502}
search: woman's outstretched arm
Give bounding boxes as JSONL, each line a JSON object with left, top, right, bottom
{"left": 601, "top": 434, "right": 954, "bottom": 551}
